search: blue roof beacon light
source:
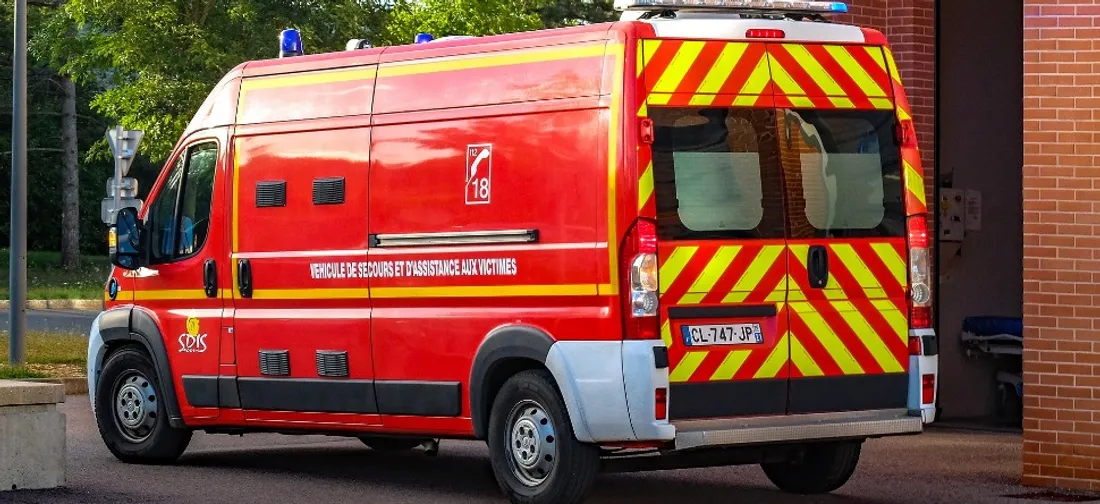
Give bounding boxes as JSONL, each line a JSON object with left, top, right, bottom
{"left": 280, "top": 28, "right": 304, "bottom": 58}
{"left": 415, "top": 32, "right": 435, "bottom": 44}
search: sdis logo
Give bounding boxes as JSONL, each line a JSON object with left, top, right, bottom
{"left": 178, "top": 317, "right": 208, "bottom": 354}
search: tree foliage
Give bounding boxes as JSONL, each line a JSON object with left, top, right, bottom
{"left": 381, "top": 0, "right": 541, "bottom": 46}
{"left": 33, "top": 0, "right": 390, "bottom": 161}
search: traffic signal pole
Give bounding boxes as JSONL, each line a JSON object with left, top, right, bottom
{"left": 9, "top": 0, "right": 27, "bottom": 366}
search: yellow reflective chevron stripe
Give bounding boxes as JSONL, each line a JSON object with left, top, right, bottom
{"left": 670, "top": 351, "right": 708, "bottom": 383}
{"left": 790, "top": 334, "right": 825, "bottom": 377}
{"left": 710, "top": 350, "right": 752, "bottom": 380}
{"left": 756, "top": 333, "right": 790, "bottom": 379}
{"left": 659, "top": 246, "right": 697, "bottom": 294}
{"left": 834, "top": 301, "right": 904, "bottom": 373}
{"left": 680, "top": 246, "right": 741, "bottom": 305}
{"left": 831, "top": 244, "right": 887, "bottom": 299}
{"left": 791, "top": 302, "right": 864, "bottom": 375}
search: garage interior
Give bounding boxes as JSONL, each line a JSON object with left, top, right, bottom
{"left": 934, "top": 0, "right": 1024, "bottom": 427}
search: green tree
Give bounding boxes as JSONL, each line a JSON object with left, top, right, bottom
{"left": 35, "top": 0, "right": 390, "bottom": 162}
{"left": 525, "top": 0, "right": 616, "bottom": 28}
{"left": 379, "top": 0, "right": 541, "bottom": 46}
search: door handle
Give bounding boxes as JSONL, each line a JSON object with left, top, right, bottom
{"left": 807, "top": 245, "right": 829, "bottom": 289}
{"left": 203, "top": 259, "right": 218, "bottom": 298}
{"left": 237, "top": 259, "right": 253, "bottom": 298}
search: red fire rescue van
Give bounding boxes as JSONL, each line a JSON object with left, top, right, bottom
{"left": 91, "top": 1, "right": 938, "bottom": 502}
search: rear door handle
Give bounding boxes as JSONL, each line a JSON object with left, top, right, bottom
{"left": 237, "top": 259, "right": 253, "bottom": 298}
{"left": 203, "top": 259, "right": 218, "bottom": 298}
{"left": 807, "top": 245, "right": 829, "bottom": 289}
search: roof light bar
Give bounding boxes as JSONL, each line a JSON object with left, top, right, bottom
{"left": 614, "top": 0, "right": 849, "bottom": 14}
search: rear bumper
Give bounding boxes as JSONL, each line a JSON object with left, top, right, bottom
{"left": 672, "top": 408, "right": 922, "bottom": 451}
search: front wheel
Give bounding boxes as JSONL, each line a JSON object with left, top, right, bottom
{"left": 761, "top": 441, "right": 862, "bottom": 495}
{"left": 94, "top": 347, "right": 192, "bottom": 464}
{"left": 487, "top": 369, "right": 599, "bottom": 504}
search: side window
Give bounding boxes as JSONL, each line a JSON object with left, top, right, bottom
{"left": 147, "top": 142, "right": 219, "bottom": 264}
{"left": 148, "top": 157, "right": 185, "bottom": 263}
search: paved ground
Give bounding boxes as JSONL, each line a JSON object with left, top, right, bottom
{"left": 0, "top": 396, "right": 1050, "bottom": 504}
{"left": 0, "top": 310, "right": 97, "bottom": 334}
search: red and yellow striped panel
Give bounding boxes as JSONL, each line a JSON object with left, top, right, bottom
{"left": 638, "top": 40, "right": 896, "bottom": 114}
{"left": 658, "top": 242, "right": 790, "bottom": 384}
{"left": 766, "top": 43, "right": 894, "bottom": 110}
{"left": 658, "top": 240, "right": 908, "bottom": 384}
{"left": 787, "top": 241, "right": 909, "bottom": 378}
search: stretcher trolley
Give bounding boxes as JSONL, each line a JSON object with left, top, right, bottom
{"left": 961, "top": 316, "right": 1023, "bottom": 425}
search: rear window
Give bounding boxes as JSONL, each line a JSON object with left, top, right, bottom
{"left": 780, "top": 109, "right": 905, "bottom": 238}
{"left": 649, "top": 107, "right": 905, "bottom": 241}
{"left": 650, "top": 108, "right": 787, "bottom": 241}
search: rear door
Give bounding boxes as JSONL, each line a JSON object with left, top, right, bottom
{"left": 769, "top": 40, "right": 910, "bottom": 413}
{"left": 641, "top": 39, "right": 792, "bottom": 420}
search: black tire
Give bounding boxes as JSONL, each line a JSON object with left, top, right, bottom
{"left": 761, "top": 441, "right": 862, "bottom": 495}
{"left": 94, "top": 347, "right": 192, "bottom": 464}
{"left": 486, "top": 369, "right": 599, "bottom": 504}
{"left": 358, "top": 436, "right": 426, "bottom": 451}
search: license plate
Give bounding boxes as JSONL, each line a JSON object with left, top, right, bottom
{"left": 681, "top": 323, "right": 763, "bottom": 347}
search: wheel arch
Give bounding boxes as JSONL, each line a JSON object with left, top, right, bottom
{"left": 93, "top": 306, "right": 186, "bottom": 428}
{"left": 470, "top": 325, "right": 590, "bottom": 442}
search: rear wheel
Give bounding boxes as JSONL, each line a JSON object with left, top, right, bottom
{"left": 94, "top": 347, "right": 192, "bottom": 464}
{"left": 761, "top": 441, "right": 862, "bottom": 495}
{"left": 487, "top": 369, "right": 599, "bottom": 504}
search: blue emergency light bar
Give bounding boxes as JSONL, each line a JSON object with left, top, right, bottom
{"left": 280, "top": 28, "right": 304, "bottom": 58}
{"left": 614, "top": 0, "right": 848, "bottom": 13}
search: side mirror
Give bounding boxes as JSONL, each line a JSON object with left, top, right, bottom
{"left": 110, "top": 207, "right": 143, "bottom": 270}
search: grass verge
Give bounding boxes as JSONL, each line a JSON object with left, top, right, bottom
{"left": 0, "top": 331, "right": 87, "bottom": 378}
{"left": 0, "top": 249, "right": 109, "bottom": 300}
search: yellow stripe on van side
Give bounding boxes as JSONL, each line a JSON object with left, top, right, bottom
{"left": 377, "top": 43, "right": 607, "bottom": 79}
{"left": 240, "top": 67, "right": 377, "bottom": 94}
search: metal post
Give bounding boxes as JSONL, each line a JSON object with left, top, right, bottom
{"left": 9, "top": 0, "right": 27, "bottom": 366}
{"left": 113, "top": 125, "right": 121, "bottom": 222}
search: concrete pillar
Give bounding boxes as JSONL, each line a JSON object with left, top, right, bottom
{"left": 0, "top": 381, "right": 66, "bottom": 491}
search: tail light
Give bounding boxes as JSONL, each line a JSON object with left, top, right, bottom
{"left": 655, "top": 387, "right": 668, "bottom": 421}
{"left": 907, "top": 215, "right": 932, "bottom": 329}
{"left": 921, "top": 374, "right": 935, "bottom": 404}
{"left": 622, "top": 219, "right": 660, "bottom": 340}
{"left": 908, "top": 336, "right": 922, "bottom": 355}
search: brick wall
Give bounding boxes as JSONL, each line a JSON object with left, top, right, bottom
{"left": 1021, "top": 0, "right": 1100, "bottom": 492}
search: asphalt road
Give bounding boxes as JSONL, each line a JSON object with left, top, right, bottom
{"left": 0, "top": 397, "right": 1044, "bottom": 504}
{"left": 0, "top": 310, "right": 97, "bottom": 334}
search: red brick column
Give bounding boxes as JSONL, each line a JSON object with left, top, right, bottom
{"left": 1021, "top": 0, "right": 1100, "bottom": 492}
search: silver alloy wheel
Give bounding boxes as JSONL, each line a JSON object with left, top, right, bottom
{"left": 114, "top": 371, "right": 158, "bottom": 443}
{"left": 505, "top": 399, "right": 557, "bottom": 487}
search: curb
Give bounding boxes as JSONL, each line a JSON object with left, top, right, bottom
{"left": 22, "top": 377, "right": 87, "bottom": 396}
{"left": 0, "top": 299, "right": 102, "bottom": 311}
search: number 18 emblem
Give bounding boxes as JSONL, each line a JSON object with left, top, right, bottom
{"left": 466, "top": 144, "right": 492, "bottom": 205}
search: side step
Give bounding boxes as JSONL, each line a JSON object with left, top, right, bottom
{"left": 672, "top": 408, "right": 922, "bottom": 451}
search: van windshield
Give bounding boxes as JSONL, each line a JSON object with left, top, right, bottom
{"left": 649, "top": 106, "right": 905, "bottom": 241}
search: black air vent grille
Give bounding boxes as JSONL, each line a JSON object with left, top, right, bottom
{"left": 256, "top": 181, "right": 286, "bottom": 208}
{"left": 313, "top": 177, "right": 346, "bottom": 205}
{"left": 316, "top": 351, "right": 349, "bottom": 378}
{"left": 259, "top": 350, "right": 290, "bottom": 376}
